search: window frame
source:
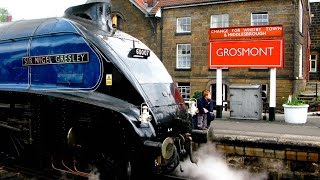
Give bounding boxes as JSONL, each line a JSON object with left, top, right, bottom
{"left": 251, "top": 12, "right": 269, "bottom": 26}
{"left": 176, "top": 17, "right": 191, "bottom": 33}
{"left": 176, "top": 44, "right": 191, "bottom": 69}
{"left": 177, "top": 82, "right": 191, "bottom": 101}
{"left": 210, "top": 14, "right": 229, "bottom": 28}
{"left": 310, "top": 54, "right": 317, "bottom": 73}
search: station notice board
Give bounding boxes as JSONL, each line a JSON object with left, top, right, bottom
{"left": 208, "top": 25, "right": 284, "bottom": 69}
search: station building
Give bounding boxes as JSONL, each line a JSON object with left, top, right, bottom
{"left": 310, "top": 2, "right": 320, "bottom": 80}
{"left": 111, "top": 0, "right": 311, "bottom": 111}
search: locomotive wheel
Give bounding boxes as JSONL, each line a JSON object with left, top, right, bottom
{"left": 97, "top": 152, "right": 132, "bottom": 180}
{"left": 66, "top": 125, "right": 134, "bottom": 179}
{"left": 161, "top": 146, "right": 180, "bottom": 173}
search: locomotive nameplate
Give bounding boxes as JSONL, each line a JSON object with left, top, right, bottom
{"left": 22, "top": 52, "right": 89, "bottom": 66}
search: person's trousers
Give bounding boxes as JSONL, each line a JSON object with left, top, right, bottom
{"left": 207, "top": 112, "right": 215, "bottom": 127}
{"left": 197, "top": 113, "right": 207, "bottom": 128}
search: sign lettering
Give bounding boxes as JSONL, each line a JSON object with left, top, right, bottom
{"left": 208, "top": 39, "right": 283, "bottom": 68}
{"left": 22, "top": 52, "right": 89, "bottom": 66}
{"left": 209, "top": 25, "right": 283, "bottom": 40}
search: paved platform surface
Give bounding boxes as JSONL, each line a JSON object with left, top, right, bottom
{"left": 208, "top": 111, "right": 320, "bottom": 147}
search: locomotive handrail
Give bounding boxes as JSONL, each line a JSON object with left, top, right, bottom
{"left": 0, "top": 31, "right": 81, "bottom": 43}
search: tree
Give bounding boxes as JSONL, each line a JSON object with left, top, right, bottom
{"left": 0, "top": 8, "right": 9, "bottom": 22}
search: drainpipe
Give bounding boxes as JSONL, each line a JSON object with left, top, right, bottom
{"left": 292, "top": 0, "right": 297, "bottom": 94}
{"left": 160, "top": 7, "right": 163, "bottom": 61}
{"left": 148, "top": 18, "right": 156, "bottom": 35}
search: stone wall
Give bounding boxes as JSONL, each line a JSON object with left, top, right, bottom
{"left": 192, "top": 136, "right": 320, "bottom": 179}
{"left": 213, "top": 143, "right": 320, "bottom": 179}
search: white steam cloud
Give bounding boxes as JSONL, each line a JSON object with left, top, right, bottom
{"left": 174, "top": 142, "right": 269, "bottom": 180}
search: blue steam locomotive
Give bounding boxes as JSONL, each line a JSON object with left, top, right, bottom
{"left": 0, "top": 0, "right": 201, "bottom": 179}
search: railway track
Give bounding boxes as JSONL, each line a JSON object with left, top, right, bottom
{"left": 158, "top": 174, "right": 191, "bottom": 180}
{"left": 0, "top": 164, "right": 191, "bottom": 180}
{"left": 0, "top": 163, "right": 71, "bottom": 180}
{"left": 0, "top": 166, "right": 36, "bottom": 180}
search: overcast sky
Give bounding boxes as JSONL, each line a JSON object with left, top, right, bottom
{"left": 0, "top": 0, "right": 87, "bottom": 21}
{"left": 1, "top": 0, "right": 320, "bottom": 21}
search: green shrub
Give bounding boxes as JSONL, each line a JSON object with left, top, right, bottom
{"left": 284, "top": 95, "right": 306, "bottom": 106}
{"left": 192, "top": 90, "right": 202, "bottom": 99}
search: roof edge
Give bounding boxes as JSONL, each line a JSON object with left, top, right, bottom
{"left": 161, "top": 0, "right": 248, "bottom": 10}
{"left": 129, "top": 0, "right": 150, "bottom": 16}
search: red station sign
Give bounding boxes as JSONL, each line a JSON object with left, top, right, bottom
{"left": 209, "top": 25, "right": 283, "bottom": 40}
{"left": 208, "top": 25, "right": 284, "bottom": 68}
{"left": 208, "top": 39, "right": 283, "bottom": 68}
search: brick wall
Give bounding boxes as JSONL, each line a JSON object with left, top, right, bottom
{"left": 111, "top": 0, "right": 160, "bottom": 55}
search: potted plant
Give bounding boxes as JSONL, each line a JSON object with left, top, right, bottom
{"left": 282, "top": 95, "right": 309, "bottom": 124}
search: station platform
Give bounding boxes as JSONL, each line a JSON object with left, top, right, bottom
{"left": 208, "top": 110, "right": 320, "bottom": 147}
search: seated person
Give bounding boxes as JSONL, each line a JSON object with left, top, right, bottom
{"left": 196, "top": 89, "right": 214, "bottom": 130}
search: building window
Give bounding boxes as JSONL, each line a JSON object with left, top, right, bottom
{"left": 299, "top": 0, "right": 303, "bottom": 33}
{"left": 310, "top": 54, "right": 317, "bottom": 72}
{"left": 251, "top": 12, "right": 268, "bottom": 26}
{"left": 177, "top": 82, "right": 190, "bottom": 101}
{"left": 176, "top": 44, "right": 191, "bottom": 69}
{"left": 210, "top": 14, "right": 229, "bottom": 28}
{"left": 176, "top": 17, "right": 191, "bottom": 33}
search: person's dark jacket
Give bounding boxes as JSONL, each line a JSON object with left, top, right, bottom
{"left": 197, "top": 96, "right": 213, "bottom": 114}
